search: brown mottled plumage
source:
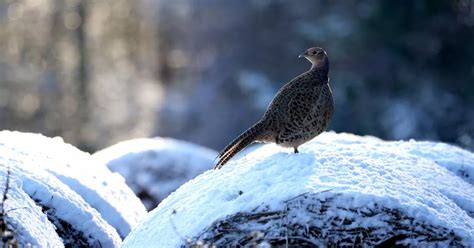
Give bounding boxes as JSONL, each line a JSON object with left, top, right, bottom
{"left": 215, "top": 47, "right": 334, "bottom": 169}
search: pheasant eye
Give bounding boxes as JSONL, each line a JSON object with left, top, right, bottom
{"left": 312, "top": 51, "right": 317, "bottom": 55}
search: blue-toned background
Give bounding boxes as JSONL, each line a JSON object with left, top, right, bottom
{"left": 0, "top": 0, "right": 473, "bottom": 152}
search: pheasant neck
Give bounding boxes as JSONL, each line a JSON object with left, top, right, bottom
{"left": 310, "top": 64, "right": 329, "bottom": 83}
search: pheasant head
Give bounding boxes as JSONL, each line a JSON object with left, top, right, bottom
{"left": 299, "top": 47, "right": 329, "bottom": 70}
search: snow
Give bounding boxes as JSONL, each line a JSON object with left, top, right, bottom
{"left": 0, "top": 131, "right": 147, "bottom": 246}
{"left": 396, "top": 140, "right": 474, "bottom": 186}
{"left": 92, "top": 137, "right": 217, "bottom": 210}
{"left": 8, "top": 156, "right": 122, "bottom": 247}
{"left": 122, "top": 132, "right": 474, "bottom": 247}
{"left": 0, "top": 168, "right": 63, "bottom": 247}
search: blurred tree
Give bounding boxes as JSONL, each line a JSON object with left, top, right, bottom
{"left": 0, "top": 0, "right": 472, "bottom": 152}
{"left": 75, "top": 0, "right": 90, "bottom": 150}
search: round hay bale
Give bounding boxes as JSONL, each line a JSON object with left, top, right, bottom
{"left": 190, "top": 193, "right": 462, "bottom": 247}
{"left": 122, "top": 132, "right": 474, "bottom": 247}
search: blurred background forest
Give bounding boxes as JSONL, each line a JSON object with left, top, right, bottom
{"left": 0, "top": 0, "right": 473, "bottom": 153}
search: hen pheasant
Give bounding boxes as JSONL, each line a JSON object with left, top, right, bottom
{"left": 215, "top": 47, "right": 334, "bottom": 169}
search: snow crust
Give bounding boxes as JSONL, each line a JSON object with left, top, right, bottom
{"left": 122, "top": 132, "right": 474, "bottom": 247}
{"left": 0, "top": 131, "right": 146, "bottom": 246}
{"left": 92, "top": 137, "right": 217, "bottom": 210}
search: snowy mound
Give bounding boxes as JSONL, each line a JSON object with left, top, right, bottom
{"left": 122, "top": 132, "right": 474, "bottom": 247}
{"left": 0, "top": 170, "right": 63, "bottom": 247}
{"left": 92, "top": 137, "right": 217, "bottom": 210}
{"left": 0, "top": 131, "right": 147, "bottom": 246}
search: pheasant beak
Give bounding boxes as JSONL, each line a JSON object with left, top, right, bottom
{"left": 298, "top": 52, "right": 306, "bottom": 58}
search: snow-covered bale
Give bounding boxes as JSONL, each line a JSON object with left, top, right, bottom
{"left": 0, "top": 169, "right": 63, "bottom": 247}
{"left": 0, "top": 131, "right": 147, "bottom": 246}
{"left": 92, "top": 138, "right": 217, "bottom": 210}
{"left": 122, "top": 132, "right": 474, "bottom": 247}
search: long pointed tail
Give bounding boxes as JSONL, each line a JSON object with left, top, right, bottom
{"left": 215, "top": 122, "right": 266, "bottom": 169}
